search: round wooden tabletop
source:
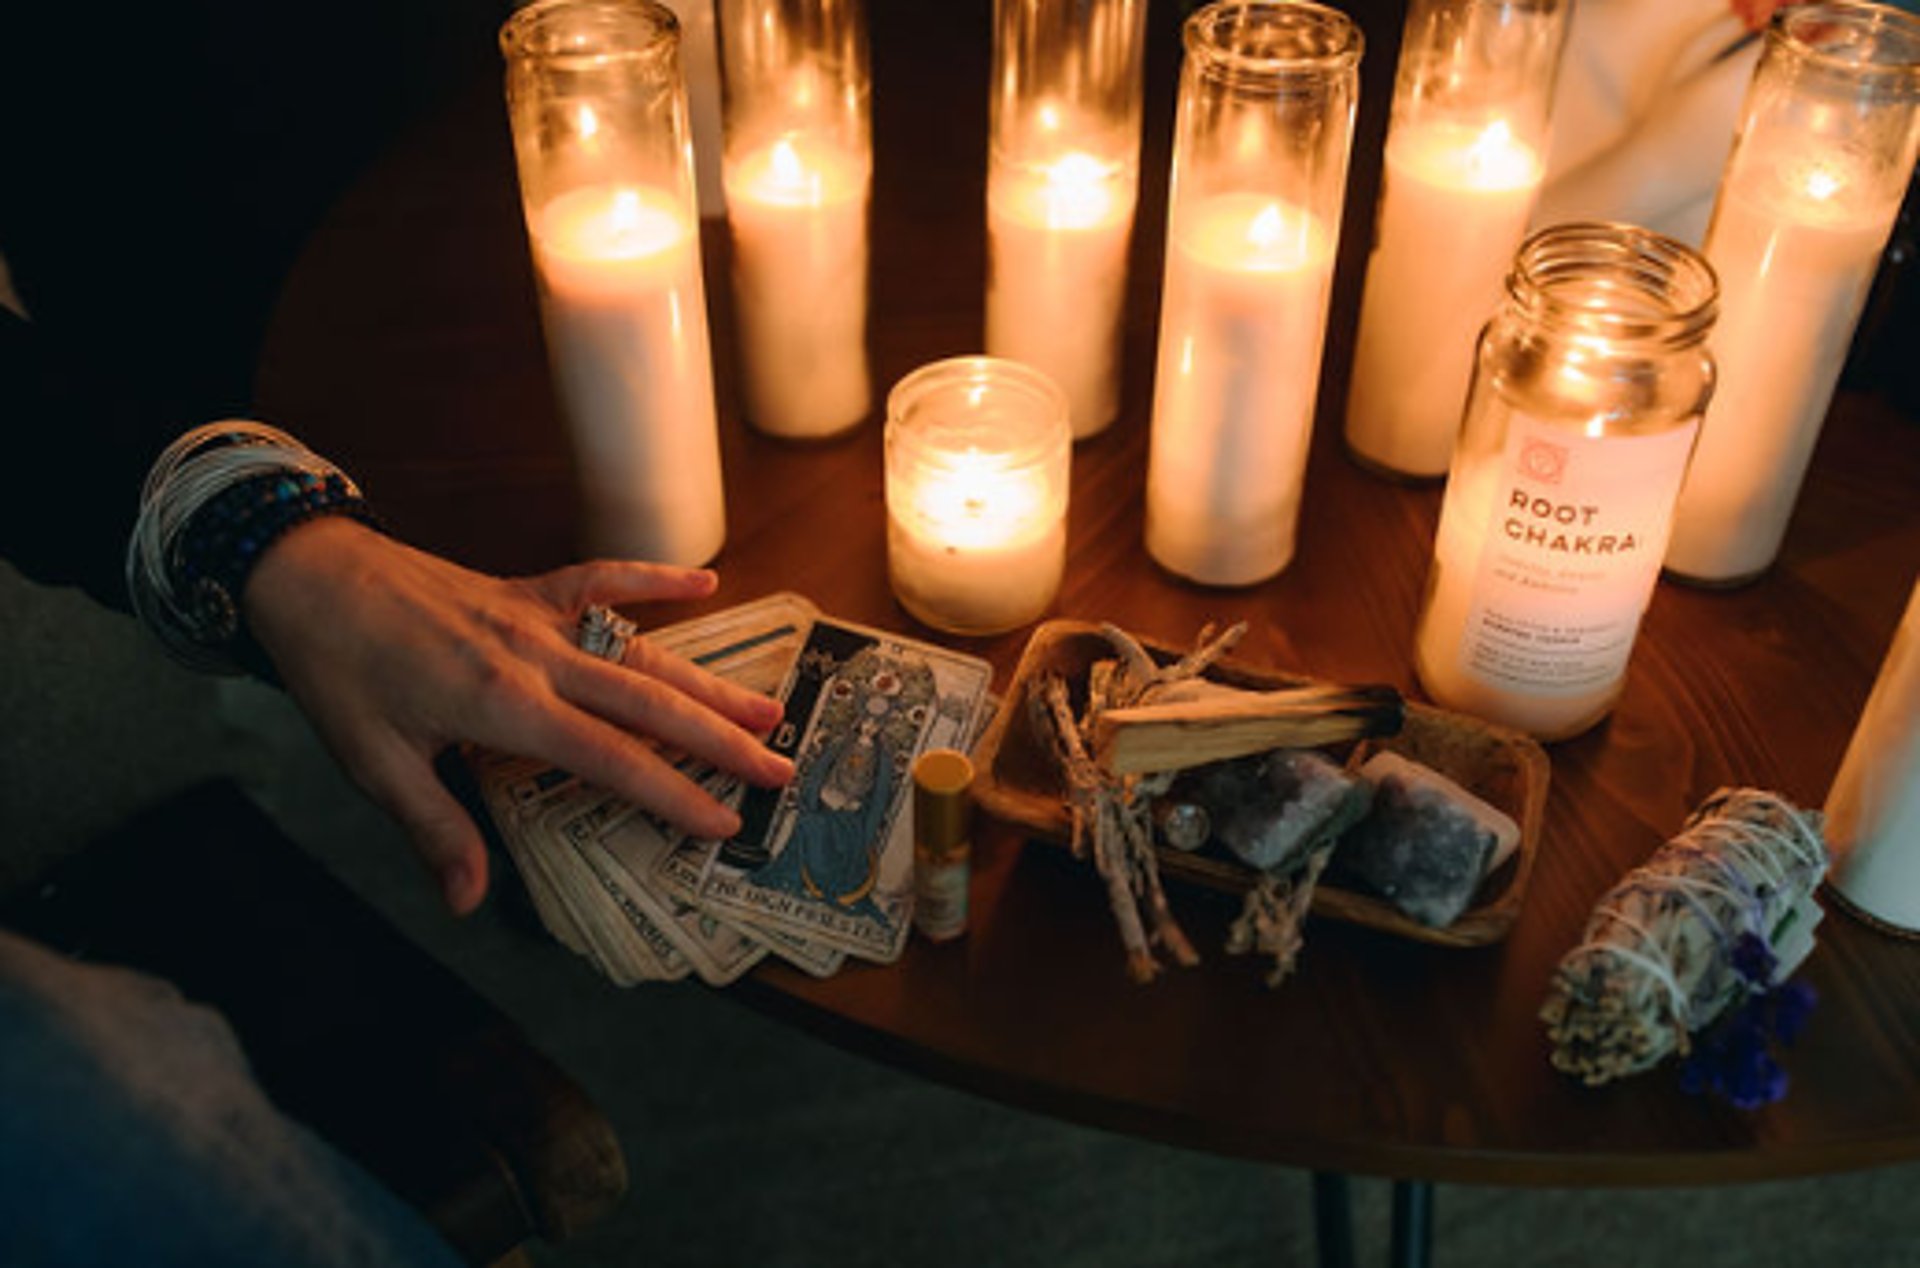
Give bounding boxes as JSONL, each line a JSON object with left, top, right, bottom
{"left": 258, "top": 3, "right": 1920, "bottom": 1187}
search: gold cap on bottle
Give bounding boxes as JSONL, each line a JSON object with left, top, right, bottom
{"left": 912, "top": 749, "right": 974, "bottom": 855}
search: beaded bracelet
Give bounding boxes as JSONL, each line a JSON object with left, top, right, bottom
{"left": 126, "top": 421, "right": 379, "bottom": 675}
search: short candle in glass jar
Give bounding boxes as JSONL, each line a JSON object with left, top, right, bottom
{"left": 885, "top": 357, "right": 1070, "bottom": 637}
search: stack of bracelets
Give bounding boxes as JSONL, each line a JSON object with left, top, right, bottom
{"left": 125, "top": 420, "right": 380, "bottom": 675}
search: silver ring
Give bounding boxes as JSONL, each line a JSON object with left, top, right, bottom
{"left": 577, "top": 604, "right": 639, "bottom": 664}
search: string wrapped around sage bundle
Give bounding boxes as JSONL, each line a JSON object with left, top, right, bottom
{"left": 1540, "top": 788, "right": 1828, "bottom": 1089}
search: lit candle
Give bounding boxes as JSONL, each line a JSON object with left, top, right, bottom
{"left": 885, "top": 357, "right": 1071, "bottom": 636}
{"left": 1412, "top": 224, "right": 1717, "bottom": 740}
{"left": 986, "top": 149, "right": 1138, "bottom": 439}
{"left": 529, "top": 182, "right": 727, "bottom": 565}
{"left": 1664, "top": 1, "right": 1920, "bottom": 585}
{"left": 1666, "top": 152, "right": 1898, "bottom": 582}
{"left": 986, "top": 0, "right": 1148, "bottom": 441}
{"left": 1345, "top": 120, "right": 1544, "bottom": 478}
{"left": 723, "top": 133, "right": 872, "bottom": 438}
{"left": 1146, "top": 193, "right": 1337, "bottom": 585}
{"left": 503, "top": 0, "right": 728, "bottom": 566}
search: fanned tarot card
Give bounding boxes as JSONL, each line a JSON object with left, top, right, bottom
{"left": 695, "top": 618, "right": 994, "bottom": 964}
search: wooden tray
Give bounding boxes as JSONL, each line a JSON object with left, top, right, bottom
{"left": 970, "top": 620, "right": 1552, "bottom": 947}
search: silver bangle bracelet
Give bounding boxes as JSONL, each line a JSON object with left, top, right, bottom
{"left": 125, "top": 420, "right": 362, "bottom": 674}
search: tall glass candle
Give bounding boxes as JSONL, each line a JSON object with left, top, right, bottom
{"left": 1145, "top": 0, "right": 1362, "bottom": 587}
{"left": 1343, "top": 0, "right": 1568, "bottom": 480}
{"left": 1414, "top": 224, "right": 1719, "bottom": 740}
{"left": 718, "top": 0, "right": 872, "bottom": 439}
{"left": 1666, "top": 1, "right": 1920, "bottom": 585}
{"left": 503, "top": 0, "right": 727, "bottom": 567}
{"left": 986, "top": 0, "right": 1147, "bottom": 440}
{"left": 1825, "top": 574, "right": 1920, "bottom": 933}
{"left": 885, "top": 357, "right": 1071, "bottom": 636}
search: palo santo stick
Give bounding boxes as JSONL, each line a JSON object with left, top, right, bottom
{"left": 1092, "top": 683, "right": 1403, "bottom": 776}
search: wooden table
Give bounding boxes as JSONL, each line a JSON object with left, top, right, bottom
{"left": 256, "top": 0, "right": 1920, "bottom": 1239}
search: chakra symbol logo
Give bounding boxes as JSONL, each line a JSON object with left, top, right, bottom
{"left": 1519, "top": 437, "right": 1568, "bottom": 485}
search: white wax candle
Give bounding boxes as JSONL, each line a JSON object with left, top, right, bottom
{"left": 1146, "top": 193, "right": 1335, "bottom": 586}
{"left": 1666, "top": 152, "right": 1894, "bottom": 582}
{"left": 530, "top": 183, "right": 726, "bottom": 566}
{"left": 1825, "top": 577, "right": 1920, "bottom": 931}
{"left": 888, "top": 449, "right": 1066, "bottom": 635}
{"left": 724, "top": 135, "right": 871, "bottom": 439}
{"left": 986, "top": 151, "right": 1137, "bottom": 439}
{"left": 1415, "top": 412, "right": 1698, "bottom": 738}
{"left": 1346, "top": 120, "right": 1543, "bottom": 478}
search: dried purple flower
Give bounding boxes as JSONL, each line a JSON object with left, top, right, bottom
{"left": 1731, "top": 930, "right": 1778, "bottom": 986}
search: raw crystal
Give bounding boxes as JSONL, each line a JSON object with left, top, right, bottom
{"left": 1332, "top": 751, "right": 1519, "bottom": 928}
{"left": 1165, "top": 749, "right": 1370, "bottom": 875}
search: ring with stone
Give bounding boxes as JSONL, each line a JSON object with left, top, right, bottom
{"left": 577, "top": 603, "right": 639, "bottom": 664}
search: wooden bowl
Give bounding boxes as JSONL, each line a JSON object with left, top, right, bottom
{"left": 970, "top": 620, "right": 1552, "bottom": 947}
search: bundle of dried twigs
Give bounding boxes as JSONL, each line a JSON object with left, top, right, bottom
{"left": 1028, "top": 622, "right": 1402, "bottom": 984}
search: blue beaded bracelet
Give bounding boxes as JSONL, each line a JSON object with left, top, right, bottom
{"left": 173, "top": 469, "right": 380, "bottom": 664}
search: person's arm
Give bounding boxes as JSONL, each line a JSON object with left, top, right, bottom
{"left": 241, "top": 517, "right": 793, "bottom": 916}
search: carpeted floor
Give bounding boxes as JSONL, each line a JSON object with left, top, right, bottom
{"left": 4, "top": 562, "right": 1917, "bottom": 1268}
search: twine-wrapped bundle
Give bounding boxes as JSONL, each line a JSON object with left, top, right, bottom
{"left": 1541, "top": 788, "right": 1828, "bottom": 1087}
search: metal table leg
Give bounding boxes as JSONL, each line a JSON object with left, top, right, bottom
{"left": 1389, "top": 1180, "right": 1434, "bottom": 1268}
{"left": 1311, "top": 1171, "right": 1356, "bottom": 1268}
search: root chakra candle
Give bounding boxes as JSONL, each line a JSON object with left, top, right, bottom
{"left": 503, "top": 0, "right": 727, "bottom": 566}
{"left": 1665, "top": 0, "right": 1920, "bottom": 585}
{"left": 1413, "top": 224, "right": 1719, "bottom": 740}
{"left": 1144, "top": 0, "right": 1362, "bottom": 588}
{"left": 885, "top": 357, "right": 1070, "bottom": 636}
{"left": 1343, "top": 0, "right": 1568, "bottom": 481}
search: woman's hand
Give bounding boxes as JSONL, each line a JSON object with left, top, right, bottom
{"left": 241, "top": 516, "right": 792, "bottom": 915}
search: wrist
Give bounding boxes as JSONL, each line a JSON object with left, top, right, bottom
{"left": 125, "top": 421, "right": 380, "bottom": 676}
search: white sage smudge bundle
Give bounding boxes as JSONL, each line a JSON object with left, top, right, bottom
{"left": 1540, "top": 788, "right": 1828, "bottom": 1088}
{"left": 1030, "top": 622, "right": 1248, "bottom": 982}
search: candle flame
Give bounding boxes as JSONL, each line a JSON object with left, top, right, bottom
{"left": 918, "top": 449, "right": 1046, "bottom": 547}
{"left": 1247, "top": 203, "right": 1286, "bottom": 249}
{"left": 578, "top": 105, "right": 600, "bottom": 140}
{"left": 770, "top": 138, "right": 805, "bottom": 185}
{"left": 1038, "top": 103, "right": 1061, "bottom": 133}
{"left": 1805, "top": 167, "right": 1842, "bottom": 202}
{"left": 1031, "top": 151, "right": 1118, "bottom": 229}
{"left": 610, "top": 187, "right": 642, "bottom": 230}
{"left": 1469, "top": 120, "right": 1513, "bottom": 166}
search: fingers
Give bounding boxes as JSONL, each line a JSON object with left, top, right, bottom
{"left": 355, "top": 738, "right": 492, "bottom": 916}
{"left": 621, "top": 636, "right": 785, "bottom": 733}
{"left": 531, "top": 560, "right": 719, "bottom": 613}
{"left": 552, "top": 654, "right": 793, "bottom": 788}
{"left": 511, "top": 704, "right": 752, "bottom": 839}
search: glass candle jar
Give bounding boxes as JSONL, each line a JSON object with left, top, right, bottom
{"left": 1825, "top": 573, "right": 1920, "bottom": 933}
{"left": 1344, "top": 0, "right": 1569, "bottom": 480}
{"left": 1144, "top": 0, "right": 1362, "bottom": 587}
{"left": 1413, "top": 223, "right": 1719, "bottom": 740}
{"left": 717, "top": 0, "right": 873, "bottom": 439}
{"left": 986, "top": 0, "right": 1148, "bottom": 440}
{"left": 502, "top": 0, "right": 727, "bottom": 566}
{"left": 885, "top": 357, "right": 1071, "bottom": 636}
{"left": 1666, "top": 0, "right": 1920, "bottom": 586}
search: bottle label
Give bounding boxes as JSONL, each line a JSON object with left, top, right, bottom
{"left": 1459, "top": 415, "right": 1698, "bottom": 696}
{"left": 913, "top": 858, "right": 970, "bottom": 941}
